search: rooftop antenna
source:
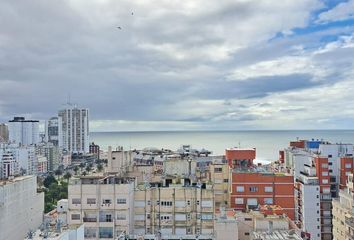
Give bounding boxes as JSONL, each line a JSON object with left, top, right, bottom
{"left": 67, "top": 93, "right": 72, "bottom": 106}
{"left": 238, "top": 141, "right": 241, "bottom": 148}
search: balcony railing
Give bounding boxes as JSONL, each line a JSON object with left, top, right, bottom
{"left": 83, "top": 217, "right": 97, "bottom": 222}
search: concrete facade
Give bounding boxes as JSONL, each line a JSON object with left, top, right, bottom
{"left": 0, "top": 175, "right": 44, "bottom": 240}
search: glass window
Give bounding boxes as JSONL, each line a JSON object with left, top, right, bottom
{"left": 71, "top": 214, "right": 80, "bottom": 220}
{"left": 236, "top": 186, "right": 244, "bottom": 192}
{"left": 264, "top": 198, "right": 273, "bottom": 204}
{"left": 99, "top": 227, "right": 113, "bottom": 238}
{"left": 87, "top": 198, "right": 96, "bottom": 204}
{"left": 249, "top": 186, "right": 258, "bottom": 192}
{"left": 72, "top": 198, "right": 81, "bottom": 204}
{"left": 264, "top": 186, "right": 273, "bottom": 192}
{"left": 235, "top": 198, "right": 244, "bottom": 204}
{"left": 117, "top": 198, "right": 126, "bottom": 204}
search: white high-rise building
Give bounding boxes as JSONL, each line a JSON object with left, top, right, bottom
{"left": 8, "top": 117, "right": 39, "bottom": 145}
{"left": 58, "top": 106, "right": 89, "bottom": 154}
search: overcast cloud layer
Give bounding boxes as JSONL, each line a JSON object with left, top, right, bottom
{"left": 1, "top": 0, "right": 354, "bottom": 131}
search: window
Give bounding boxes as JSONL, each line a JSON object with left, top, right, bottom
{"left": 264, "top": 186, "right": 273, "bottom": 192}
{"left": 249, "top": 186, "right": 258, "bottom": 192}
{"left": 235, "top": 198, "right": 244, "bottom": 204}
{"left": 322, "top": 172, "right": 328, "bottom": 176}
{"left": 264, "top": 198, "right": 273, "bottom": 205}
{"left": 328, "top": 154, "right": 332, "bottom": 158}
{"left": 103, "top": 199, "right": 112, "bottom": 204}
{"left": 346, "top": 163, "right": 352, "bottom": 168}
{"left": 117, "top": 213, "right": 126, "bottom": 220}
{"left": 244, "top": 218, "right": 252, "bottom": 221}
{"left": 236, "top": 186, "right": 244, "bottom": 192}
{"left": 161, "top": 201, "right": 173, "bottom": 206}
{"left": 329, "top": 162, "right": 333, "bottom": 166}
{"left": 223, "top": 179, "right": 229, "bottom": 183}
{"left": 196, "top": 200, "right": 200, "bottom": 205}
{"left": 72, "top": 198, "right": 81, "bottom": 204}
{"left": 71, "top": 214, "right": 80, "bottom": 220}
{"left": 245, "top": 232, "right": 250, "bottom": 236}
{"left": 99, "top": 227, "right": 113, "bottom": 238}
{"left": 321, "top": 163, "right": 328, "bottom": 168}
{"left": 346, "top": 172, "right": 351, "bottom": 176}
{"left": 87, "top": 198, "right": 96, "bottom": 204}
{"left": 247, "top": 198, "right": 257, "bottom": 206}
{"left": 117, "top": 198, "right": 126, "bottom": 204}
{"left": 106, "top": 214, "right": 112, "bottom": 222}
{"left": 322, "top": 179, "right": 329, "bottom": 184}
{"left": 187, "top": 200, "right": 191, "bottom": 205}
{"left": 214, "top": 167, "right": 222, "bottom": 173}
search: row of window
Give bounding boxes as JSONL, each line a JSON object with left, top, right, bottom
{"left": 236, "top": 186, "right": 273, "bottom": 193}
{"left": 72, "top": 213, "right": 127, "bottom": 221}
{"left": 235, "top": 197, "right": 273, "bottom": 205}
{"left": 72, "top": 198, "right": 127, "bottom": 205}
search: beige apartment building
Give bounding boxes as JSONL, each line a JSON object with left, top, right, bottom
{"left": 332, "top": 173, "right": 354, "bottom": 240}
{"left": 209, "top": 160, "right": 230, "bottom": 210}
{"left": 133, "top": 181, "right": 215, "bottom": 238}
{"left": 68, "top": 175, "right": 136, "bottom": 239}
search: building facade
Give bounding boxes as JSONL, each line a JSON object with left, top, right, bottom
{"left": 68, "top": 176, "right": 135, "bottom": 239}
{"left": 332, "top": 173, "right": 354, "bottom": 240}
{"left": 58, "top": 106, "right": 89, "bottom": 154}
{"left": 8, "top": 117, "right": 39, "bottom": 145}
{"left": 0, "top": 175, "right": 44, "bottom": 240}
{"left": 45, "top": 117, "right": 62, "bottom": 147}
{"left": 0, "top": 123, "right": 9, "bottom": 142}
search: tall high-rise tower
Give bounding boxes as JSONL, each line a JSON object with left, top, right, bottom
{"left": 58, "top": 105, "right": 89, "bottom": 154}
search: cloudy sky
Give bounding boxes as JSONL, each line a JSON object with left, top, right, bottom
{"left": 1, "top": 0, "right": 354, "bottom": 131}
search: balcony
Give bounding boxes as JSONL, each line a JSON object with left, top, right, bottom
{"left": 345, "top": 216, "right": 354, "bottom": 228}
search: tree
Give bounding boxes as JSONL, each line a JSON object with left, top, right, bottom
{"left": 85, "top": 165, "right": 91, "bottom": 173}
{"left": 73, "top": 166, "right": 79, "bottom": 175}
{"left": 63, "top": 172, "right": 72, "bottom": 183}
{"left": 79, "top": 162, "right": 85, "bottom": 171}
{"left": 43, "top": 175, "right": 58, "bottom": 188}
{"left": 55, "top": 169, "right": 62, "bottom": 177}
{"left": 97, "top": 164, "right": 103, "bottom": 172}
{"left": 82, "top": 171, "right": 87, "bottom": 176}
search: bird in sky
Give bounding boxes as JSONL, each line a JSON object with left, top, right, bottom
{"left": 117, "top": 26, "right": 122, "bottom": 30}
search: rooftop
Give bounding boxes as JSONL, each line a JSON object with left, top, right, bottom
{"left": 251, "top": 230, "right": 302, "bottom": 240}
{"left": 0, "top": 175, "right": 34, "bottom": 186}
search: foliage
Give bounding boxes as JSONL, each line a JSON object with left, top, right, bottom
{"left": 85, "top": 165, "right": 91, "bottom": 173}
{"left": 97, "top": 164, "right": 103, "bottom": 172}
{"left": 55, "top": 168, "right": 63, "bottom": 176}
{"left": 44, "top": 180, "right": 68, "bottom": 213}
{"left": 73, "top": 166, "right": 79, "bottom": 175}
{"left": 43, "top": 175, "right": 58, "bottom": 188}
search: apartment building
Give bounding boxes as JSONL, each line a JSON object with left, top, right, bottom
{"left": 282, "top": 139, "right": 354, "bottom": 240}
{"left": 90, "top": 142, "right": 100, "bottom": 159}
{"left": 209, "top": 160, "right": 230, "bottom": 210}
{"left": 236, "top": 206, "right": 302, "bottom": 240}
{"left": 45, "top": 117, "right": 62, "bottom": 147}
{"left": 58, "top": 106, "right": 89, "bottom": 154}
{"left": 0, "top": 175, "right": 44, "bottom": 240}
{"left": 8, "top": 117, "right": 39, "bottom": 145}
{"left": 332, "top": 173, "right": 354, "bottom": 240}
{"left": 225, "top": 147, "right": 256, "bottom": 169}
{"left": 68, "top": 175, "right": 136, "bottom": 239}
{"left": 133, "top": 182, "right": 214, "bottom": 238}
{"left": 230, "top": 170, "right": 295, "bottom": 220}
{"left": 0, "top": 123, "right": 9, "bottom": 142}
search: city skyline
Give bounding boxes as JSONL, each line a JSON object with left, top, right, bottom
{"left": 1, "top": 0, "right": 354, "bottom": 131}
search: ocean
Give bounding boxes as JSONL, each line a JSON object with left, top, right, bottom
{"left": 90, "top": 130, "right": 354, "bottom": 162}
